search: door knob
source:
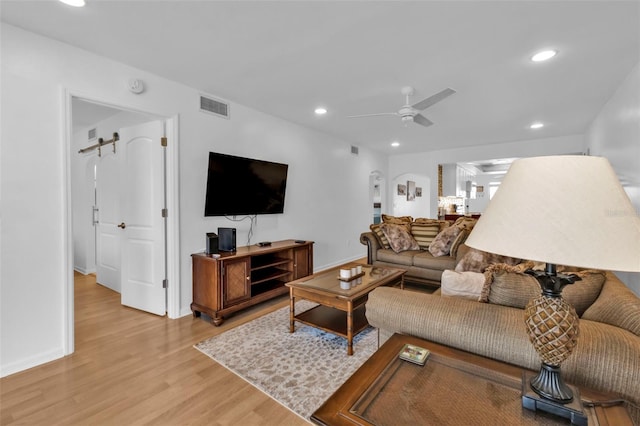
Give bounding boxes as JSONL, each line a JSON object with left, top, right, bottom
{"left": 118, "top": 222, "right": 126, "bottom": 229}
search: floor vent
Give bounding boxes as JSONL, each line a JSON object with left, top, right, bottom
{"left": 200, "top": 95, "right": 229, "bottom": 119}
{"left": 351, "top": 145, "right": 359, "bottom": 155}
{"left": 88, "top": 127, "right": 97, "bottom": 141}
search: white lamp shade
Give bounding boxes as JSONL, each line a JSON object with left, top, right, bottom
{"left": 465, "top": 156, "right": 640, "bottom": 272}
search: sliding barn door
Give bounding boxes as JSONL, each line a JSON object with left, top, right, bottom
{"left": 96, "top": 152, "right": 122, "bottom": 292}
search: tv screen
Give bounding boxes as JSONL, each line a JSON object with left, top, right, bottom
{"left": 204, "top": 152, "right": 288, "bottom": 216}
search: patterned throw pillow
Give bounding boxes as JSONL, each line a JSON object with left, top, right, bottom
{"left": 379, "top": 223, "right": 420, "bottom": 253}
{"left": 410, "top": 223, "right": 441, "bottom": 250}
{"left": 370, "top": 224, "right": 391, "bottom": 249}
{"left": 428, "top": 226, "right": 463, "bottom": 257}
{"left": 454, "top": 247, "right": 520, "bottom": 273}
{"left": 452, "top": 217, "right": 478, "bottom": 231}
{"left": 449, "top": 229, "right": 469, "bottom": 258}
{"left": 381, "top": 214, "right": 413, "bottom": 225}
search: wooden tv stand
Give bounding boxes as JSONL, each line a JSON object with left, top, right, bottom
{"left": 191, "top": 239, "right": 313, "bottom": 326}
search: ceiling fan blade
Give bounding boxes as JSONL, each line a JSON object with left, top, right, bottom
{"left": 413, "top": 114, "right": 434, "bottom": 127}
{"left": 411, "top": 88, "right": 456, "bottom": 111}
{"left": 347, "top": 112, "right": 399, "bottom": 118}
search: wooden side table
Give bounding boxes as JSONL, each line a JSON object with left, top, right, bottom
{"left": 312, "top": 333, "right": 632, "bottom": 425}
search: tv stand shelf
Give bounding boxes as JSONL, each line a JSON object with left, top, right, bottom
{"left": 251, "top": 257, "right": 290, "bottom": 271}
{"left": 191, "top": 239, "right": 313, "bottom": 326}
{"left": 251, "top": 269, "right": 290, "bottom": 285}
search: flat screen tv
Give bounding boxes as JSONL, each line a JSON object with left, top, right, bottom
{"left": 204, "top": 152, "right": 288, "bottom": 216}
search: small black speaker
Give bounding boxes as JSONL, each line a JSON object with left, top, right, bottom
{"left": 206, "top": 232, "right": 218, "bottom": 255}
{"left": 218, "top": 227, "right": 236, "bottom": 252}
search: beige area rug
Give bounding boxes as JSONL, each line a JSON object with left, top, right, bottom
{"left": 194, "top": 301, "right": 378, "bottom": 420}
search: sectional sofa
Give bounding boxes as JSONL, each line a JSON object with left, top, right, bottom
{"left": 360, "top": 215, "right": 477, "bottom": 287}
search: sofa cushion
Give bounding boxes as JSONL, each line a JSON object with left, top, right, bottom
{"left": 380, "top": 223, "right": 420, "bottom": 253}
{"left": 428, "top": 225, "right": 463, "bottom": 257}
{"left": 370, "top": 224, "right": 391, "bottom": 249}
{"left": 441, "top": 270, "right": 484, "bottom": 300}
{"left": 377, "top": 249, "right": 419, "bottom": 266}
{"left": 455, "top": 247, "right": 520, "bottom": 273}
{"left": 480, "top": 264, "right": 606, "bottom": 316}
{"left": 413, "top": 251, "right": 457, "bottom": 270}
{"left": 582, "top": 273, "right": 640, "bottom": 336}
{"left": 381, "top": 214, "right": 413, "bottom": 225}
{"left": 410, "top": 223, "right": 441, "bottom": 250}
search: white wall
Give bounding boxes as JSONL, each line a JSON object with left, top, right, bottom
{"left": 586, "top": 62, "right": 640, "bottom": 295}
{"left": 0, "top": 24, "right": 387, "bottom": 376}
{"left": 389, "top": 134, "right": 586, "bottom": 218}
{"left": 466, "top": 173, "right": 493, "bottom": 213}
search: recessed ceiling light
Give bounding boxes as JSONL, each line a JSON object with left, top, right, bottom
{"left": 391, "top": 141, "right": 400, "bottom": 147}
{"left": 531, "top": 50, "right": 557, "bottom": 62}
{"left": 59, "top": 0, "right": 86, "bottom": 6}
{"left": 314, "top": 107, "right": 327, "bottom": 115}
{"left": 530, "top": 122, "right": 544, "bottom": 129}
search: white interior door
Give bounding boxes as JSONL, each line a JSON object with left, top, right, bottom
{"left": 96, "top": 152, "right": 122, "bottom": 292}
{"left": 119, "top": 120, "right": 166, "bottom": 316}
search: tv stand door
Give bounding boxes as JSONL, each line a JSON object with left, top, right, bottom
{"left": 293, "top": 246, "right": 312, "bottom": 280}
{"left": 221, "top": 257, "right": 251, "bottom": 308}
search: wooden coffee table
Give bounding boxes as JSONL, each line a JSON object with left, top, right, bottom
{"left": 286, "top": 264, "right": 405, "bottom": 355}
{"left": 312, "top": 333, "right": 633, "bottom": 425}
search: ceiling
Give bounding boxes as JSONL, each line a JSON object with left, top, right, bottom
{"left": 71, "top": 98, "right": 122, "bottom": 129}
{"left": 2, "top": 1, "right": 639, "bottom": 155}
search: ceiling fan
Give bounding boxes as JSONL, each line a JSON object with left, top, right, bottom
{"left": 348, "top": 86, "right": 456, "bottom": 127}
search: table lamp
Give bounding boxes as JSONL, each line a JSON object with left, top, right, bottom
{"left": 465, "top": 155, "right": 640, "bottom": 423}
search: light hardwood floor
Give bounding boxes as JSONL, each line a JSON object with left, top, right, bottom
{"left": 1, "top": 272, "right": 309, "bottom": 425}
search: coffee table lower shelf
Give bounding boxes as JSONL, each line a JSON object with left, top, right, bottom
{"left": 294, "top": 305, "right": 369, "bottom": 338}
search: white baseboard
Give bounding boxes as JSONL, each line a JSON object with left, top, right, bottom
{"left": 179, "top": 307, "right": 194, "bottom": 318}
{"left": 314, "top": 254, "right": 367, "bottom": 273}
{"left": 73, "top": 266, "right": 96, "bottom": 275}
{"left": 0, "top": 347, "right": 64, "bottom": 378}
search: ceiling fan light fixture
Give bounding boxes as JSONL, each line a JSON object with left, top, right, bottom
{"left": 59, "top": 0, "right": 86, "bottom": 6}
{"left": 531, "top": 50, "right": 557, "bottom": 62}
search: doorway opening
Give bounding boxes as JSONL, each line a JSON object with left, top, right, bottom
{"left": 370, "top": 171, "right": 385, "bottom": 224}
{"left": 65, "top": 93, "right": 180, "bottom": 356}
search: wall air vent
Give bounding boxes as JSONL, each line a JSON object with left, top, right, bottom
{"left": 351, "top": 145, "right": 359, "bottom": 155}
{"left": 88, "top": 128, "right": 97, "bottom": 141}
{"left": 200, "top": 95, "right": 229, "bottom": 119}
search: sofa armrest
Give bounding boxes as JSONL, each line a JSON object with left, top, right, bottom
{"left": 360, "top": 232, "right": 380, "bottom": 264}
